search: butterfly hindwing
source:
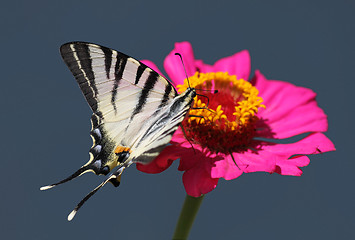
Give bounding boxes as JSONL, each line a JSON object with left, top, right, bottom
{"left": 129, "top": 88, "right": 196, "bottom": 163}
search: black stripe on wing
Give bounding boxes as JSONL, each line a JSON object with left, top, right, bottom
{"left": 137, "top": 88, "right": 196, "bottom": 143}
{"left": 135, "top": 64, "right": 147, "bottom": 85}
{"left": 100, "top": 46, "right": 113, "bottom": 79}
{"left": 111, "top": 53, "right": 128, "bottom": 112}
{"left": 74, "top": 44, "right": 98, "bottom": 95}
{"left": 61, "top": 41, "right": 182, "bottom": 135}
{"left": 60, "top": 43, "right": 102, "bottom": 118}
{"left": 152, "top": 83, "right": 174, "bottom": 117}
{"left": 131, "top": 71, "right": 160, "bottom": 118}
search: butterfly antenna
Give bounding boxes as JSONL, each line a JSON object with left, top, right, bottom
{"left": 67, "top": 166, "right": 126, "bottom": 221}
{"left": 40, "top": 166, "right": 90, "bottom": 191}
{"left": 175, "top": 53, "right": 191, "bottom": 88}
{"left": 174, "top": 53, "right": 218, "bottom": 108}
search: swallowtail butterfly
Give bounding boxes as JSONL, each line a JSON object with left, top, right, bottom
{"left": 41, "top": 42, "right": 196, "bottom": 220}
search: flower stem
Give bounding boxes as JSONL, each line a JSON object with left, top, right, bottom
{"left": 172, "top": 194, "right": 204, "bottom": 240}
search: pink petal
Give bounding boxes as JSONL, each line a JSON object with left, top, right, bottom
{"left": 173, "top": 144, "right": 223, "bottom": 197}
{"left": 194, "top": 59, "right": 214, "bottom": 73}
{"left": 176, "top": 143, "right": 209, "bottom": 171}
{"left": 237, "top": 150, "right": 278, "bottom": 174}
{"left": 193, "top": 50, "right": 251, "bottom": 81}
{"left": 211, "top": 154, "right": 243, "bottom": 180}
{"left": 250, "top": 132, "right": 335, "bottom": 176}
{"left": 212, "top": 50, "right": 251, "bottom": 80}
{"left": 259, "top": 132, "right": 335, "bottom": 156}
{"left": 182, "top": 161, "right": 219, "bottom": 197}
{"left": 273, "top": 156, "right": 310, "bottom": 176}
{"left": 164, "top": 42, "right": 197, "bottom": 85}
{"left": 164, "top": 42, "right": 251, "bottom": 87}
{"left": 212, "top": 133, "right": 334, "bottom": 177}
{"left": 170, "top": 128, "right": 188, "bottom": 145}
{"left": 252, "top": 70, "right": 328, "bottom": 139}
{"left": 177, "top": 150, "right": 199, "bottom": 171}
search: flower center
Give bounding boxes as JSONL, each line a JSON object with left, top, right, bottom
{"left": 177, "top": 72, "right": 265, "bottom": 154}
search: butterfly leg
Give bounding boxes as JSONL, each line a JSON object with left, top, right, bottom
{"left": 180, "top": 125, "right": 196, "bottom": 154}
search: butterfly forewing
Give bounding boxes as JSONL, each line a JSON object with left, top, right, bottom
{"left": 60, "top": 42, "right": 177, "bottom": 117}
{"left": 60, "top": 42, "right": 180, "bottom": 158}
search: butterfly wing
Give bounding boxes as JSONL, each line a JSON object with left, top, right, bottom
{"left": 42, "top": 42, "right": 197, "bottom": 220}
{"left": 59, "top": 42, "right": 180, "bottom": 172}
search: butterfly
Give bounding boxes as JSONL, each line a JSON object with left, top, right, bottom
{"left": 41, "top": 42, "right": 196, "bottom": 221}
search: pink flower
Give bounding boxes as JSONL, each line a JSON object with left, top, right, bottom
{"left": 137, "top": 42, "right": 335, "bottom": 197}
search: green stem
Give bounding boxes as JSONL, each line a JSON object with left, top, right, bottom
{"left": 172, "top": 194, "right": 204, "bottom": 240}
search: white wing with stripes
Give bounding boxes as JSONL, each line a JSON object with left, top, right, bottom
{"left": 60, "top": 42, "right": 182, "bottom": 168}
{"left": 41, "top": 42, "right": 196, "bottom": 220}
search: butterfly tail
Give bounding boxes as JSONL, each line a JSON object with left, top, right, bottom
{"left": 67, "top": 165, "right": 127, "bottom": 221}
{"left": 39, "top": 165, "right": 94, "bottom": 191}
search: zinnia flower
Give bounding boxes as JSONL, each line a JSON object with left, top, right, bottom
{"left": 137, "top": 42, "right": 335, "bottom": 197}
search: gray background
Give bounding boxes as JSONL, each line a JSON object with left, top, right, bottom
{"left": 1, "top": 0, "right": 353, "bottom": 239}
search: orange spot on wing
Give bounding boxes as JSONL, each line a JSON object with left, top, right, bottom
{"left": 114, "top": 146, "right": 132, "bottom": 154}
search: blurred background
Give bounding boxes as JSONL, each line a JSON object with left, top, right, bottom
{"left": 1, "top": 0, "right": 353, "bottom": 239}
